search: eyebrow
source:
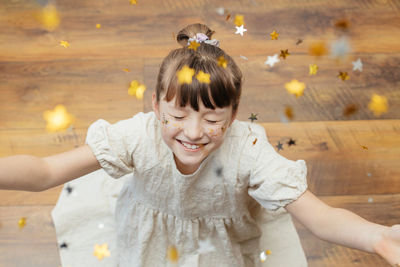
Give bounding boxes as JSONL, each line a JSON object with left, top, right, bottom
{"left": 168, "top": 104, "right": 224, "bottom": 114}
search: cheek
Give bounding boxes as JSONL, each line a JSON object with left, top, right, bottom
{"left": 207, "top": 122, "right": 228, "bottom": 139}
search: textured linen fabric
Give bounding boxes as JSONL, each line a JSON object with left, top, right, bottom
{"left": 51, "top": 111, "right": 308, "bottom": 267}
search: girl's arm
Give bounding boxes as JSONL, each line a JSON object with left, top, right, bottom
{"left": 286, "top": 190, "right": 400, "bottom": 265}
{"left": 0, "top": 145, "right": 101, "bottom": 192}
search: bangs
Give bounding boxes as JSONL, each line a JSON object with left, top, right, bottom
{"left": 163, "top": 51, "right": 238, "bottom": 112}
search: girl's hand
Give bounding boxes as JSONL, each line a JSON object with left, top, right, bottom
{"left": 374, "top": 224, "right": 400, "bottom": 266}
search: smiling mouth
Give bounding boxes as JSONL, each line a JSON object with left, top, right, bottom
{"left": 176, "top": 139, "right": 208, "bottom": 150}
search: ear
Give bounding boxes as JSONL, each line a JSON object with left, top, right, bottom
{"left": 152, "top": 92, "right": 161, "bottom": 120}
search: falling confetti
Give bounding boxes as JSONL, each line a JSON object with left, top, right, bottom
{"left": 65, "top": 184, "right": 73, "bottom": 194}
{"left": 196, "top": 71, "right": 211, "bottom": 84}
{"left": 330, "top": 36, "right": 351, "bottom": 59}
{"left": 334, "top": 18, "right": 350, "bottom": 30}
{"left": 60, "top": 242, "right": 68, "bottom": 249}
{"left": 368, "top": 197, "right": 374, "bottom": 203}
{"left": 285, "top": 106, "right": 294, "bottom": 120}
{"left": 343, "top": 104, "right": 358, "bottom": 117}
{"left": 235, "top": 25, "right": 247, "bottom": 36}
{"left": 234, "top": 14, "right": 244, "bottom": 26}
{"left": 361, "top": 145, "right": 368, "bottom": 150}
{"left": 128, "top": 80, "right": 147, "bottom": 100}
{"left": 226, "top": 13, "right": 231, "bottom": 21}
{"left": 215, "top": 7, "right": 225, "bottom": 16}
{"left": 368, "top": 94, "right": 388, "bottom": 116}
{"left": 276, "top": 141, "right": 283, "bottom": 151}
{"left": 309, "top": 41, "right": 328, "bottom": 57}
{"left": 264, "top": 54, "right": 280, "bottom": 67}
{"left": 43, "top": 105, "right": 75, "bottom": 132}
{"left": 176, "top": 65, "right": 195, "bottom": 84}
{"left": 248, "top": 113, "right": 258, "bottom": 122}
{"left": 253, "top": 138, "right": 258, "bottom": 145}
{"left": 217, "top": 56, "right": 227, "bottom": 68}
{"left": 309, "top": 64, "right": 318, "bottom": 75}
{"left": 279, "top": 49, "right": 290, "bottom": 59}
{"left": 59, "top": 40, "right": 70, "bottom": 48}
{"left": 269, "top": 30, "right": 279, "bottom": 40}
{"left": 18, "top": 217, "right": 27, "bottom": 229}
{"left": 123, "top": 68, "right": 131, "bottom": 72}
{"left": 240, "top": 55, "right": 248, "bottom": 60}
{"left": 338, "top": 71, "right": 349, "bottom": 81}
{"left": 96, "top": 23, "right": 101, "bottom": 29}
{"left": 352, "top": 58, "right": 363, "bottom": 72}
{"left": 215, "top": 166, "right": 223, "bottom": 176}
{"left": 260, "top": 249, "right": 272, "bottom": 262}
{"left": 167, "top": 245, "right": 179, "bottom": 263}
{"left": 285, "top": 79, "right": 305, "bottom": 98}
{"left": 188, "top": 40, "right": 200, "bottom": 51}
{"left": 93, "top": 243, "right": 111, "bottom": 260}
{"left": 129, "top": 0, "right": 137, "bottom": 4}
{"left": 35, "top": 3, "right": 60, "bottom": 31}
{"left": 296, "top": 39, "right": 303, "bottom": 45}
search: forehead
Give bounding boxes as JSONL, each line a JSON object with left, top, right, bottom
{"left": 162, "top": 97, "right": 228, "bottom": 114}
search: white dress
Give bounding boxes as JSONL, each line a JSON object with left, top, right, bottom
{"left": 51, "top": 111, "right": 308, "bottom": 267}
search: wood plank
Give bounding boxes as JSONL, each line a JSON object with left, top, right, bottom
{"left": 0, "top": 194, "right": 398, "bottom": 267}
{"left": 0, "top": 120, "right": 399, "bottom": 203}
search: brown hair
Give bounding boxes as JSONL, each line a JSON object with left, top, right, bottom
{"left": 155, "top": 23, "right": 242, "bottom": 115}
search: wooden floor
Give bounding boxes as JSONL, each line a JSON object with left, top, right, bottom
{"left": 1, "top": 0, "right": 399, "bottom": 266}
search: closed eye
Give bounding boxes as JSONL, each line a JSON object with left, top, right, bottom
{"left": 206, "top": 120, "right": 217, "bottom": 124}
{"left": 173, "top": 116, "right": 184, "bottom": 120}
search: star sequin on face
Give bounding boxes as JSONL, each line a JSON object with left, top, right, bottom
{"left": 352, "top": 58, "right": 363, "bottom": 72}
{"left": 248, "top": 113, "right": 258, "bottom": 122}
{"left": 167, "top": 245, "right": 179, "bottom": 263}
{"left": 368, "top": 94, "right": 388, "bottom": 116}
{"left": 285, "top": 79, "right": 305, "bottom": 98}
{"left": 196, "top": 71, "right": 211, "bottom": 84}
{"left": 287, "top": 138, "right": 296, "bottom": 146}
{"left": 264, "top": 54, "right": 280, "bottom": 67}
{"left": 338, "top": 71, "right": 349, "bottom": 81}
{"left": 260, "top": 250, "right": 271, "bottom": 262}
{"left": 279, "top": 49, "right": 290, "bottom": 59}
{"left": 128, "top": 80, "right": 147, "bottom": 99}
{"left": 176, "top": 65, "right": 195, "bottom": 84}
{"left": 93, "top": 243, "right": 111, "bottom": 260}
{"left": 18, "top": 217, "right": 27, "bottom": 229}
{"left": 59, "top": 40, "right": 70, "bottom": 48}
{"left": 188, "top": 40, "right": 200, "bottom": 51}
{"left": 234, "top": 14, "right": 244, "bottom": 26}
{"left": 43, "top": 105, "right": 75, "bottom": 132}
{"left": 270, "top": 30, "right": 279, "bottom": 40}
{"left": 276, "top": 141, "right": 283, "bottom": 151}
{"left": 309, "top": 41, "right": 327, "bottom": 57}
{"left": 309, "top": 64, "right": 318, "bottom": 75}
{"left": 217, "top": 56, "right": 227, "bottom": 68}
{"left": 235, "top": 25, "right": 247, "bottom": 36}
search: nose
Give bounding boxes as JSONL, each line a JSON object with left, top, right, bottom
{"left": 183, "top": 119, "right": 204, "bottom": 142}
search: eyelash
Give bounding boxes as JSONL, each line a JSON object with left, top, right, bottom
{"left": 172, "top": 116, "right": 217, "bottom": 124}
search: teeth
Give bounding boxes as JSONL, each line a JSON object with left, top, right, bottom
{"left": 181, "top": 141, "right": 200, "bottom": 149}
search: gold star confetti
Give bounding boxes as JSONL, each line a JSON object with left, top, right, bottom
{"left": 285, "top": 106, "right": 294, "bottom": 120}
{"left": 260, "top": 250, "right": 272, "bottom": 262}
{"left": 234, "top": 14, "right": 244, "bottom": 26}
{"left": 93, "top": 243, "right": 111, "bottom": 260}
{"left": 309, "top": 41, "right": 328, "bottom": 57}
{"left": 309, "top": 64, "right": 318, "bottom": 75}
{"left": 129, "top": 0, "right": 137, "bottom": 4}
{"left": 334, "top": 18, "right": 350, "bottom": 30}
{"left": 188, "top": 40, "right": 200, "bottom": 51}
{"left": 338, "top": 71, "right": 349, "bottom": 81}
{"left": 177, "top": 65, "right": 195, "bottom": 84}
{"left": 96, "top": 23, "right": 101, "bottom": 29}
{"left": 35, "top": 3, "right": 60, "bottom": 31}
{"left": 196, "top": 71, "right": 211, "bottom": 84}
{"left": 43, "top": 105, "right": 75, "bottom": 132}
{"left": 59, "top": 40, "right": 70, "bottom": 48}
{"left": 368, "top": 94, "right": 388, "bottom": 117}
{"left": 123, "top": 68, "right": 131, "bottom": 72}
{"left": 128, "top": 80, "right": 147, "bottom": 100}
{"left": 285, "top": 79, "right": 305, "bottom": 98}
{"left": 217, "top": 56, "right": 227, "bottom": 68}
{"left": 361, "top": 145, "right": 368, "bottom": 150}
{"left": 270, "top": 30, "right": 279, "bottom": 40}
{"left": 343, "top": 104, "right": 358, "bottom": 117}
{"left": 248, "top": 113, "right": 258, "bottom": 122}
{"left": 167, "top": 245, "right": 179, "bottom": 263}
{"left": 18, "top": 217, "right": 27, "bottom": 229}
{"left": 279, "top": 49, "right": 290, "bottom": 59}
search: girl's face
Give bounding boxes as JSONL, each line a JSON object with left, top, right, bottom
{"left": 152, "top": 92, "right": 236, "bottom": 175}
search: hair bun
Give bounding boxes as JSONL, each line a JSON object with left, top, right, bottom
{"left": 176, "top": 23, "right": 215, "bottom": 47}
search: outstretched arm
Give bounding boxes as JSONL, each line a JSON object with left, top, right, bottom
{"left": 285, "top": 190, "right": 400, "bottom": 266}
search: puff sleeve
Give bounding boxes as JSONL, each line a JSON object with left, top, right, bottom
{"left": 247, "top": 125, "right": 308, "bottom": 211}
{"left": 85, "top": 113, "right": 145, "bottom": 179}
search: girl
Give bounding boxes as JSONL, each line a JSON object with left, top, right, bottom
{"left": 0, "top": 23, "right": 399, "bottom": 267}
